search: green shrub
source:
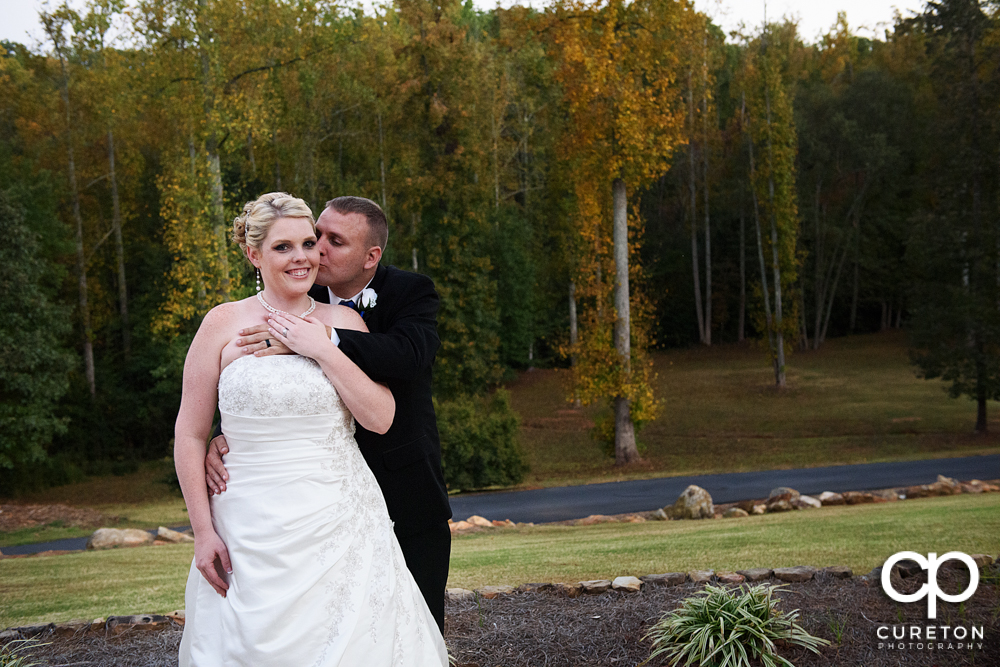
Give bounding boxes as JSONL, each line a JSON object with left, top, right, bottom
{"left": 435, "top": 390, "right": 528, "bottom": 491}
{"left": 0, "top": 639, "right": 46, "bottom": 667}
{"left": 643, "top": 584, "right": 830, "bottom": 667}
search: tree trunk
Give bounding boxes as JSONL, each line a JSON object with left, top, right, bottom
{"left": 48, "top": 23, "right": 95, "bottom": 397}
{"left": 687, "top": 75, "right": 705, "bottom": 344}
{"left": 247, "top": 130, "right": 256, "bottom": 175}
{"left": 744, "top": 94, "right": 777, "bottom": 366}
{"left": 612, "top": 178, "right": 639, "bottom": 465}
{"left": 273, "top": 131, "right": 282, "bottom": 190}
{"left": 378, "top": 111, "right": 388, "bottom": 217}
{"left": 738, "top": 188, "right": 746, "bottom": 342}
{"left": 702, "top": 79, "right": 712, "bottom": 346}
{"left": 849, "top": 222, "right": 860, "bottom": 332}
{"left": 108, "top": 128, "right": 130, "bottom": 360}
{"left": 763, "top": 71, "right": 786, "bottom": 387}
{"left": 197, "top": 0, "right": 229, "bottom": 300}
{"left": 569, "top": 280, "right": 581, "bottom": 408}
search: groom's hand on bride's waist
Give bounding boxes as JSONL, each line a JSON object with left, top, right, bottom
{"left": 206, "top": 435, "right": 229, "bottom": 495}
{"left": 236, "top": 323, "right": 295, "bottom": 357}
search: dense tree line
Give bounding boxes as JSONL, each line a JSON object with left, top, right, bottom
{"left": 2, "top": 0, "right": 998, "bottom": 491}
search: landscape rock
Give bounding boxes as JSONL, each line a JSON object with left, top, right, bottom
{"left": 449, "top": 520, "right": 474, "bottom": 533}
{"left": 841, "top": 491, "right": 876, "bottom": 505}
{"left": 765, "top": 498, "right": 794, "bottom": 513}
{"left": 89, "top": 618, "right": 106, "bottom": 632}
{"left": 723, "top": 507, "right": 749, "bottom": 518}
{"left": 553, "top": 582, "right": 583, "bottom": 598}
{"left": 640, "top": 572, "right": 686, "bottom": 586}
{"left": 716, "top": 571, "right": 745, "bottom": 584}
{"left": 86, "top": 528, "right": 154, "bottom": 550}
{"left": 792, "top": 495, "right": 822, "bottom": 509}
{"left": 773, "top": 566, "right": 817, "bottom": 583}
{"left": 769, "top": 487, "right": 800, "bottom": 500}
{"left": 579, "top": 579, "right": 612, "bottom": 594}
{"left": 737, "top": 568, "right": 773, "bottom": 582}
{"left": 821, "top": 566, "right": 853, "bottom": 579}
{"left": 476, "top": 585, "right": 515, "bottom": 599}
{"left": 959, "top": 482, "right": 984, "bottom": 494}
{"left": 575, "top": 514, "right": 617, "bottom": 526}
{"left": 166, "top": 610, "right": 185, "bottom": 626}
{"left": 872, "top": 489, "right": 900, "bottom": 502}
{"left": 106, "top": 615, "right": 171, "bottom": 635}
{"left": 969, "top": 554, "right": 994, "bottom": 568}
{"left": 751, "top": 504, "right": 766, "bottom": 515}
{"left": 902, "top": 485, "right": 929, "bottom": 499}
{"left": 666, "top": 485, "right": 714, "bottom": 520}
{"left": 53, "top": 620, "right": 90, "bottom": 637}
{"left": 466, "top": 515, "right": 494, "bottom": 528}
{"left": 893, "top": 559, "right": 923, "bottom": 578}
{"left": 649, "top": 508, "right": 669, "bottom": 521}
{"left": 491, "top": 519, "right": 516, "bottom": 528}
{"left": 937, "top": 474, "right": 961, "bottom": 491}
{"left": 447, "top": 588, "right": 475, "bottom": 601}
{"left": 687, "top": 570, "right": 714, "bottom": 583}
{"left": 622, "top": 514, "right": 646, "bottom": 523}
{"left": 156, "top": 526, "right": 194, "bottom": 543}
{"left": 818, "top": 491, "right": 845, "bottom": 506}
{"left": 515, "top": 583, "right": 553, "bottom": 593}
{"left": 611, "top": 576, "right": 643, "bottom": 593}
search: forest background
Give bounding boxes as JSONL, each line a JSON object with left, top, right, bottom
{"left": 2, "top": 0, "right": 1000, "bottom": 494}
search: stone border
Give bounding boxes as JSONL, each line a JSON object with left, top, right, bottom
{"left": 5, "top": 557, "right": 998, "bottom": 638}
{"left": 446, "top": 554, "right": 998, "bottom": 601}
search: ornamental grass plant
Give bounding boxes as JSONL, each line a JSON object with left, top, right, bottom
{"left": 643, "top": 584, "right": 829, "bottom": 667}
{"left": 0, "top": 639, "right": 45, "bottom": 667}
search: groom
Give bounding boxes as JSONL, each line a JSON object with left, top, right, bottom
{"left": 205, "top": 196, "right": 453, "bottom": 631}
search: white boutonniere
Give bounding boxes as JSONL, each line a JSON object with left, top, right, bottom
{"left": 359, "top": 287, "right": 378, "bottom": 313}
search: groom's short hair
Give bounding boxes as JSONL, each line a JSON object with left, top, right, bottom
{"left": 326, "top": 196, "right": 388, "bottom": 251}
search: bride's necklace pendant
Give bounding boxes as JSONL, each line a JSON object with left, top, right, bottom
{"left": 257, "top": 291, "right": 317, "bottom": 318}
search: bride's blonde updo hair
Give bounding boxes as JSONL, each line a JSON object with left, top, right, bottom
{"left": 233, "top": 192, "right": 315, "bottom": 257}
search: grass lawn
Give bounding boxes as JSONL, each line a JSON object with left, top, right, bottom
{"left": 2, "top": 493, "right": 998, "bottom": 628}
{"left": 0, "top": 460, "right": 189, "bottom": 548}
{"left": 512, "top": 331, "right": 1000, "bottom": 487}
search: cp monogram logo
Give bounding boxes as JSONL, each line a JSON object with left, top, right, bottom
{"left": 881, "top": 551, "right": 980, "bottom": 619}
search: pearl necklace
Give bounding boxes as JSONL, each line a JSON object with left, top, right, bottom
{"left": 257, "top": 291, "right": 317, "bottom": 318}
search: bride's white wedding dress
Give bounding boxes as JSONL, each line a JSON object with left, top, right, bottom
{"left": 179, "top": 355, "right": 448, "bottom": 666}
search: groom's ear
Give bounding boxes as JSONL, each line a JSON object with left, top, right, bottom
{"left": 363, "top": 245, "right": 382, "bottom": 271}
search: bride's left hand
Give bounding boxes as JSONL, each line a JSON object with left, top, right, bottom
{"left": 268, "top": 311, "right": 331, "bottom": 360}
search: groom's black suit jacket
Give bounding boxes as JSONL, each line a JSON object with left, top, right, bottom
{"left": 310, "top": 264, "right": 452, "bottom": 537}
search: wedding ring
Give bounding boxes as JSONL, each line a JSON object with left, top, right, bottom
{"left": 265, "top": 339, "right": 271, "bottom": 348}
{"left": 282, "top": 328, "right": 289, "bottom": 337}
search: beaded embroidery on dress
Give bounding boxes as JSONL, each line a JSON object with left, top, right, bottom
{"left": 179, "top": 355, "right": 447, "bottom": 667}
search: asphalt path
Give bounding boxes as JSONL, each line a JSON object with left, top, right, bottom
{"left": 449, "top": 453, "right": 1000, "bottom": 524}
{"left": 4, "top": 454, "right": 997, "bottom": 556}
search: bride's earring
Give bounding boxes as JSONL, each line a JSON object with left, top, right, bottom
{"left": 256, "top": 268, "right": 262, "bottom": 292}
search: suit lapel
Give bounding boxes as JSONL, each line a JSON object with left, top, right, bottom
{"left": 309, "top": 284, "right": 330, "bottom": 304}
{"left": 363, "top": 264, "right": 389, "bottom": 329}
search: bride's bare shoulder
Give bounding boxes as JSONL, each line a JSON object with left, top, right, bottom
{"left": 199, "top": 299, "right": 253, "bottom": 336}
{"left": 313, "top": 301, "right": 367, "bottom": 333}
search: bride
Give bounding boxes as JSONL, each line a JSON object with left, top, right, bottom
{"left": 173, "top": 192, "right": 448, "bottom": 666}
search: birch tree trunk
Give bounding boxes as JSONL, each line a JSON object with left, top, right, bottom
{"left": 764, "top": 73, "right": 786, "bottom": 387}
{"left": 378, "top": 111, "right": 388, "bottom": 217}
{"left": 108, "top": 128, "right": 130, "bottom": 360}
{"left": 744, "top": 93, "right": 778, "bottom": 375}
{"left": 47, "top": 19, "right": 96, "bottom": 397}
{"left": 612, "top": 178, "right": 639, "bottom": 464}
{"left": 197, "top": 0, "right": 229, "bottom": 300}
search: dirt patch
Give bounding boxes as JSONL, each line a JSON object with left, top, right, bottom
{"left": 0, "top": 504, "right": 116, "bottom": 532}
{"left": 7, "top": 570, "right": 997, "bottom": 666}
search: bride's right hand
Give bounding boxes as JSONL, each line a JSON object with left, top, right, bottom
{"left": 195, "top": 531, "right": 232, "bottom": 597}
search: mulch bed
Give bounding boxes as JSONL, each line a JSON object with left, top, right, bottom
{"left": 0, "top": 504, "right": 115, "bottom": 532}
{"left": 7, "top": 568, "right": 997, "bottom": 666}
